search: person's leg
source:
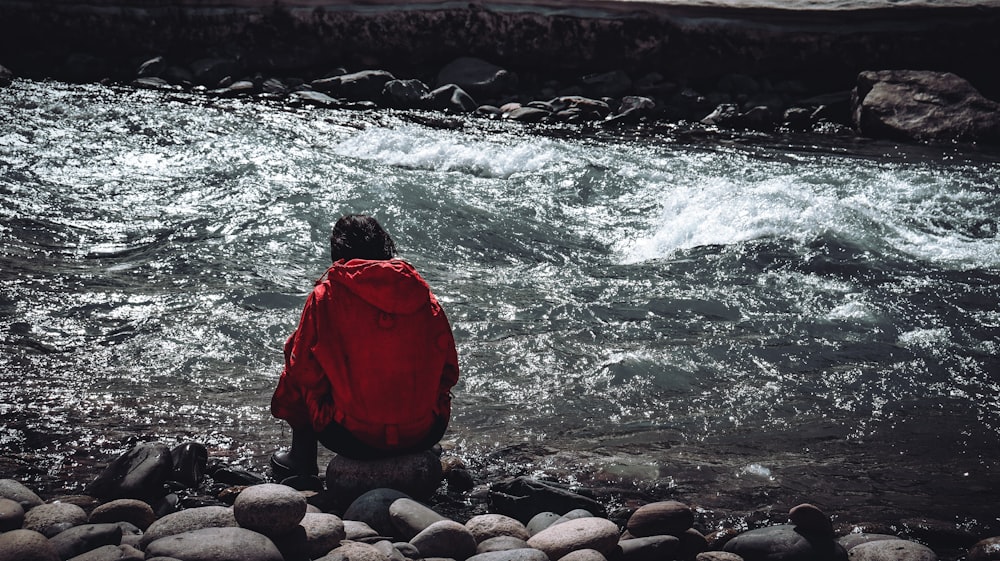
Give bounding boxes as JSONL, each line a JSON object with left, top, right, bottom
{"left": 317, "top": 421, "right": 392, "bottom": 460}
{"left": 270, "top": 427, "right": 320, "bottom": 477}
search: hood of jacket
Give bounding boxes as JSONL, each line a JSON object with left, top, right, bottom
{"left": 325, "top": 258, "right": 432, "bottom": 315}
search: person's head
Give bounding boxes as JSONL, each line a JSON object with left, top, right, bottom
{"left": 329, "top": 214, "right": 397, "bottom": 262}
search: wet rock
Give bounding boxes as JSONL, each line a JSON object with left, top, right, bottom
{"left": 550, "top": 95, "right": 612, "bottom": 117}
{"left": 344, "top": 488, "right": 412, "bottom": 538}
{"left": 85, "top": 442, "right": 173, "bottom": 502}
{"left": 313, "top": 70, "right": 395, "bottom": 101}
{"left": 468, "top": 549, "right": 550, "bottom": 561}
{"left": 851, "top": 69, "right": 1000, "bottom": 143}
{"left": 144, "top": 526, "right": 284, "bottom": 561}
{"left": 211, "top": 467, "right": 266, "bottom": 486}
{"left": 88, "top": 498, "right": 155, "bottom": 531}
{"left": 318, "top": 540, "right": 387, "bottom": 561}
{"left": 478, "top": 535, "right": 531, "bottom": 553}
{"left": 789, "top": 503, "right": 833, "bottom": 537}
{"left": 0, "top": 478, "right": 44, "bottom": 509}
{"left": 526, "top": 517, "right": 620, "bottom": 560}
{"left": 288, "top": 90, "right": 340, "bottom": 108}
{"left": 170, "top": 444, "right": 206, "bottom": 488}
{"left": 838, "top": 533, "right": 901, "bottom": 552}
{"left": 527, "top": 512, "right": 562, "bottom": 536}
{"left": 389, "top": 497, "right": 449, "bottom": 541}
{"left": 0, "top": 529, "right": 60, "bottom": 561}
{"left": 900, "top": 517, "right": 978, "bottom": 548}
{"left": 475, "top": 105, "right": 504, "bottom": 119}
{"left": 489, "top": 477, "right": 606, "bottom": 524}
{"left": 701, "top": 103, "right": 741, "bottom": 127}
{"left": 327, "top": 451, "right": 443, "bottom": 508}
{"left": 189, "top": 57, "right": 240, "bottom": 88}
{"left": 49, "top": 523, "right": 122, "bottom": 560}
{"left": 23, "top": 501, "right": 88, "bottom": 537}
{"left": 423, "top": 84, "right": 478, "bottom": 113}
{"left": 139, "top": 505, "right": 238, "bottom": 548}
{"left": 133, "top": 77, "right": 178, "bottom": 91}
{"left": 607, "top": 95, "right": 656, "bottom": 124}
{"left": 233, "top": 483, "right": 307, "bottom": 539}
{"left": 66, "top": 544, "right": 145, "bottom": 561}
{"left": 617, "top": 535, "right": 681, "bottom": 561}
{"left": 261, "top": 78, "right": 289, "bottom": 95}
{"left": 723, "top": 524, "right": 848, "bottom": 561}
{"left": 136, "top": 56, "right": 167, "bottom": 78}
{"left": 466, "top": 513, "right": 531, "bottom": 542}
{"left": 437, "top": 57, "right": 516, "bottom": 99}
{"left": 968, "top": 536, "right": 1000, "bottom": 561}
{"left": 0, "top": 497, "right": 25, "bottom": 531}
{"left": 626, "top": 500, "right": 694, "bottom": 538}
{"left": 299, "top": 513, "right": 347, "bottom": 559}
{"left": 383, "top": 79, "right": 430, "bottom": 109}
{"left": 504, "top": 106, "right": 550, "bottom": 122}
{"left": 846, "top": 539, "right": 937, "bottom": 561}
{"left": 740, "top": 105, "right": 777, "bottom": 131}
{"left": 410, "top": 520, "right": 478, "bottom": 561}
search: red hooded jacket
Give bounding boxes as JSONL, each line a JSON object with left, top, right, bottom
{"left": 271, "top": 259, "right": 459, "bottom": 450}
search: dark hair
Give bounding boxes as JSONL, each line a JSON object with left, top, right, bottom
{"left": 329, "top": 214, "right": 397, "bottom": 262}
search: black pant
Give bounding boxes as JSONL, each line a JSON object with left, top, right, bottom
{"left": 318, "top": 415, "right": 448, "bottom": 460}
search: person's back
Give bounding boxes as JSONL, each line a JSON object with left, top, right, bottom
{"left": 270, "top": 214, "right": 459, "bottom": 477}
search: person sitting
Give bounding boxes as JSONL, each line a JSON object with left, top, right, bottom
{"left": 270, "top": 214, "right": 459, "bottom": 478}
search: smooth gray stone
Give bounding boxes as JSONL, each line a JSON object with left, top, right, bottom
{"left": 627, "top": 501, "right": 694, "bottom": 538}
{"left": 66, "top": 544, "right": 144, "bottom": 561}
{"left": 0, "top": 529, "right": 60, "bottom": 561}
{"left": 139, "top": 505, "right": 237, "bottom": 548}
{"left": 467, "top": 548, "right": 549, "bottom": 561}
{"left": 847, "top": 539, "right": 938, "bottom": 561}
{"left": 526, "top": 512, "right": 561, "bottom": 536}
{"left": 477, "top": 536, "right": 531, "bottom": 553}
{"left": 617, "top": 535, "right": 681, "bottom": 561}
{"left": 410, "top": 520, "right": 478, "bottom": 561}
{"left": 49, "top": 523, "right": 122, "bottom": 559}
{"left": 233, "top": 483, "right": 307, "bottom": 539}
{"left": 88, "top": 498, "right": 156, "bottom": 531}
{"left": 466, "top": 513, "right": 530, "bottom": 543}
{"left": 23, "top": 502, "right": 89, "bottom": 537}
{"left": 389, "top": 497, "right": 448, "bottom": 541}
{"left": 144, "top": 527, "right": 283, "bottom": 561}
{"left": 0, "top": 497, "right": 25, "bottom": 531}
{"left": 0, "top": 479, "right": 44, "bottom": 509}
{"left": 838, "top": 533, "right": 901, "bottom": 551}
{"left": 723, "top": 524, "right": 848, "bottom": 561}
{"left": 326, "top": 450, "right": 443, "bottom": 507}
{"left": 316, "top": 540, "right": 387, "bottom": 561}
{"left": 344, "top": 488, "right": 412, "bottom": 538}
{"left": 526, "top": 518, "right": 620, "bottom": 560}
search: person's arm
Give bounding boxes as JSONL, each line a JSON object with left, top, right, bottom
{"left": 434, "top": 304, "right": 460, "bottom": 419}
{"left": 271, "top": 289, "right": 335, "bottom": 431}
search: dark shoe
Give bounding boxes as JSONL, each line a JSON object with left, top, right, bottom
{"left": 270, "top": 450, "right": 318, "bottom": 479}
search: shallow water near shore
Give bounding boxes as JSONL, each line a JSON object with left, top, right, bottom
{"left": 1, "top": 79, "right": 999, "bottom": 536}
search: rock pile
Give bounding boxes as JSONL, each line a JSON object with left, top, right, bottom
{"left": 0, "top": 440, "right": 997, "bottom": 561}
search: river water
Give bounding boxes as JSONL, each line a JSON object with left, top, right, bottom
{"left": 1, "top": 79, "right": 999, "bottom": 534}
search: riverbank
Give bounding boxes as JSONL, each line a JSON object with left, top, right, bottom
{"left": 2, "top": 439, "right": 999, "bottom": 561}
{"left": 2, "top": 0, "right": 1000, "bottom": 143}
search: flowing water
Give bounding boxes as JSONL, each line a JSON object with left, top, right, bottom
{"left": 1, "top": 80, "right": 999, "bottom": 534}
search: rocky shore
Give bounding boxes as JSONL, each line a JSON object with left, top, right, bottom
{"left": 2, "top": 440, "right": 999, "bottom": 561}
{"left": 2, "top": 0, "right": 1000, "bottom": 143}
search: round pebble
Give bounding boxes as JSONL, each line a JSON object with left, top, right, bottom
{"left": 478, "top": 535, "right": 531, "bottom": 553}
{"left": 527, "top": 512, "right": 562, "bottom": 536}
{"left": 723, "top": 524, "right": 848, "bottom": 561}
{"left": 0, "top": 497, "right": 25, "bottom": 531}
{"left": 527, "top": 517, "right": 621, "bottom": 560}
{"left": 468, "top": 548, "right": 551, "bottom": 561}
{"left": 626, "top": 501, "right": 694, "bottom": 538}
{"left": 89, "top": 498, "right": 156, "bottom": 530}
{"left": 139, "top": 505, "right": 238, "bottom": 548}
{"left": 696, "top": 552, "right": 745, "bottom": 561}
{"left": 838, "top": 533, "right": 902, "bottom": 551}
{"left": 466, "top": 513, "right": 531, "bottom": 542}
{"left": 789, "top": 503, "right": 833, "bottom": 537}
{"left": 410, "top": 519, "right": 478, "bottom": 560}
{"left": 618, "top": 535, "right": 681, "bottom": 561}
{"left": 389, "top": 497, "right": 448, "bottom": 541}
{"left": 318, "top": 540, "right": 388, "bottom": 561}
{"left": 557, "top": 549, "right": 608, "bottom": 561}
{"left": 144, "top": 527, "right": 284, "bottom": 561}
{"left": 0, "top": 529, "right": 60, "bottom": 561}
{"left": 0, "top": 479, "right": 44, "bottom": 510}
{"left": 345, "top": 520, "right": 381, "bottom": 540}
{"left": 968, "top": 537, "right": 1000, "bottom": 561}
{"left": 233, "top": 483, "right": 307, "bottom": 538}
{"left": 847, "top": 539, "right": 938, "bottom": 561}
{"left": 23, "top": 501, "right": 88, "bottom": 537}
{"left": 299, "top": 512, "right": 347, "bottom": 558}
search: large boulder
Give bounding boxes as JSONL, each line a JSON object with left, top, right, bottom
{"left": 325, "top": 450, "right": 443, "bottom": 507}
{"left": 723, "top": 524, "right": 848, "bottom": 561}
{"left": 851, "top": 70, "right": 1000, "bottom": 143}
{"left": 85, "top": 442, "right": 173, "bottom": 502}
